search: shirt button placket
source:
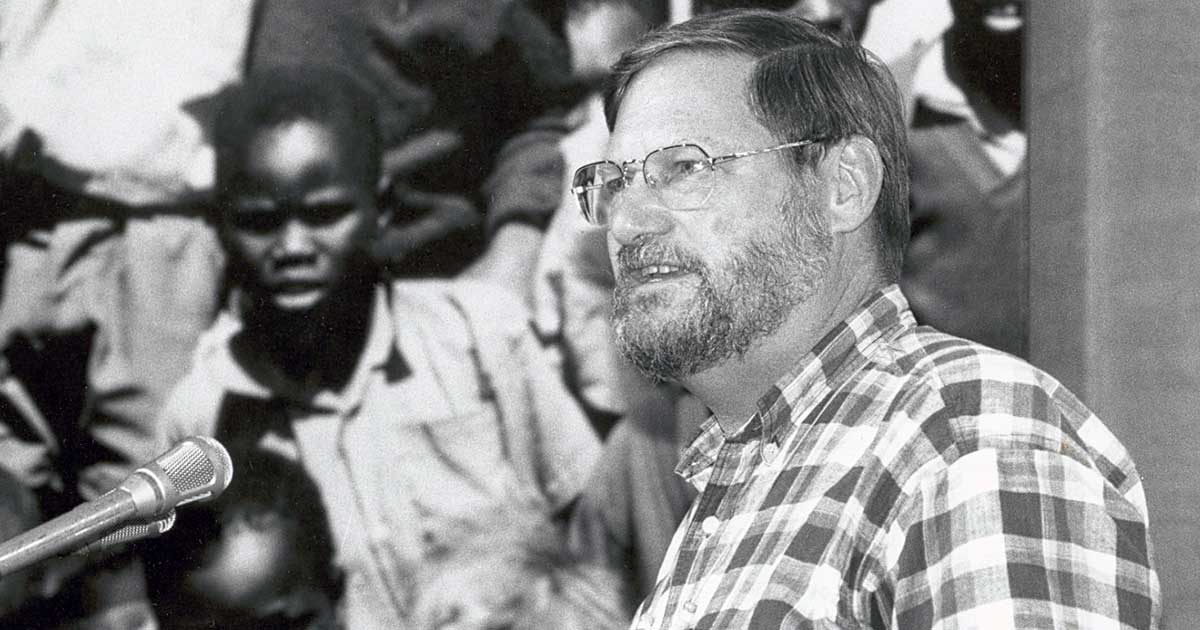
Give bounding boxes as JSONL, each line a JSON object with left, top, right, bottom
{"left": 762, "top": 441, "right": 779, "bottom": 464}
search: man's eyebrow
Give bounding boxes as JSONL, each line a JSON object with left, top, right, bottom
{"left": 606, "top": 136, "right": 719, "bottom": 161}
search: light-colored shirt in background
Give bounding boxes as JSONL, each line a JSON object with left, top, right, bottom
{"left": 159, "top": 280, "right": 602, "bottom": 630}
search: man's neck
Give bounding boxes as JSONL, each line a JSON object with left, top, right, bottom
{"left": 681, "top": 263, "right": 884, "bottom": 435}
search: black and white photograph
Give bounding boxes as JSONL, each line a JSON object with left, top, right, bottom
{"left": 0, "top": 0, "right": 1192, "bottom": 628}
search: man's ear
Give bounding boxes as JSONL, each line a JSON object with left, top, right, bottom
{"left": 825, "top": 135, "right": 883, "bottom": 234}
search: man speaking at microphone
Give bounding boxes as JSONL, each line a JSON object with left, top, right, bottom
{"left": 572, "top": 10, "right": 1159, "bottom": 628}
{"left": 156, "top": 65, "right": 600, "bottom": 630}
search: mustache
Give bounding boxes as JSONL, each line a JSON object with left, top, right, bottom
{"left": 614, "top": 240, "right": 703, "bottom": 279}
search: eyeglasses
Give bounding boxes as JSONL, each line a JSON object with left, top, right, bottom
{"left": 571, "top": 139, "right": 823, "bottom": 227}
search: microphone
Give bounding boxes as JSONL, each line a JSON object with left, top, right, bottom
{"left": 74, "top": 510, "right": 178, "bottom": 557}
{"left": 0, "top": 436, "right": 233, "bottom": 577}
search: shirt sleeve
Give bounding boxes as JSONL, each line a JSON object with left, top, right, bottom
{"left": 511, "top": 311, "right": 601, "bottom": 510}
{"left": 883, "top": 446, "right": 1160, "bottom": 629}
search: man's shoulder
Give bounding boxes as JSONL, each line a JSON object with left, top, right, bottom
{"left": 871, "top": 327, "right": 1142, "bottom": 500}
{"left": 893, "top": 326, "right": 1053, "bottom": 390}
{"left": 879, "top": 327, "right": 1111, "bottom": 467}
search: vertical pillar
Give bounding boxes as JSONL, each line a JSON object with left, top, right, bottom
{"left": 1029, "top": 2, "right": 1200, "bottom": 624}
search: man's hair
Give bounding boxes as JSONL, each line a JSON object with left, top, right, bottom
{"left": 603, "top": 9, "right": 910, "bottom": 279}
{"left": 214, "top": 64, "right": 382, "bottom": 194}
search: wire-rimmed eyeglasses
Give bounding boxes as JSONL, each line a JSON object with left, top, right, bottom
{"left": 570, "top": 139, "right": 823, "bottom": 227}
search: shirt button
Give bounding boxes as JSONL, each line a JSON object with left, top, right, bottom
{"left": 701, "top": 516, "right": 720, "bottom": 536}
{"left": 683, "top": 601, "right": 698, "bottom": 613}
{"left": 763, "top": 441, "right": 780, "bottom": 463}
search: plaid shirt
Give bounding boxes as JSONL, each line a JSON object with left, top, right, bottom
{"left": 631, "top": 286, "right": 1159, "bottom": 630}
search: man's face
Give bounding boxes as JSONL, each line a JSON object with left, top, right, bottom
{"left": 220, "top": 119, "right": 378, "bottom": 315}
{"left": 605, "top": 52, "right": 832, "bottom": 382}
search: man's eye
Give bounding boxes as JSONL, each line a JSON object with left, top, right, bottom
{"left": 658, "top": 160, "right": 706, "bottom": 185}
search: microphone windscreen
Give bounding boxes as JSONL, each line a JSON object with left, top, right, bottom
{"left": 159, "top": 436, "right": 233, "bottom": 499}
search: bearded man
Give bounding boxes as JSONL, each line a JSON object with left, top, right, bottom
{"left": 569, "top": 10, "right": 1159, "bottom": 629}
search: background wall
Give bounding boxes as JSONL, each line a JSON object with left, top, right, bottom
{"left": 1029, "top": 1, "right": 1200, "bottom": 625}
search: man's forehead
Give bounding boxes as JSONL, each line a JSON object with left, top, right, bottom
{"left": 606, "top": 51, "right": 766, "bottom": 158}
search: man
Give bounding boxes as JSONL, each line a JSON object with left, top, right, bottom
{"left": 158, "top": 66, "right": 601, "bottom": 630}
{"left": 570, "top": 10, "right": 1158, "bottom": 628}
{"left": 900, "top": 0, "right": 1028, "bottom": 355}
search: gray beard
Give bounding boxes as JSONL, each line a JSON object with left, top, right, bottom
{"left": 611, "top": 203, "right": 831, "bottom": 382}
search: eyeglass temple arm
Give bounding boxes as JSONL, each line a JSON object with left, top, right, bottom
{"left": 709, "top": 139, "right": 821, "bottom": 166}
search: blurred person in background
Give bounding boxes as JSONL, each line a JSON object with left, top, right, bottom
{"left": 0, "top": 3, "right": 254, "bottom": 628}
{"left": 411, "top": 484, "right": 626, "bottom": 630}
{"left": 692, "top": 0, "right": 879, "bottom": 39}
{"left": 249, "top": 0, "right": 581, "bottom": 303}
{"left": 146, "top": 449, "right": 342, "bottom": 630}
{"left": 158, "top": 65, "right": 601, "bottom": 630}
{"left": 899, "top": 0, "right": 1028, "bottom": 356}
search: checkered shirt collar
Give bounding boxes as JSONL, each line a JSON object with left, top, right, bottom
{"left": 676, "top": 284, "right": 914, "bottom": 484}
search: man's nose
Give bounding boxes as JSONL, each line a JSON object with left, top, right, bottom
{"left": 606, "top": 188, "right": 673, "bottom": 247}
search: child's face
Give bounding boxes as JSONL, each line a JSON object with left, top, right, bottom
{"left": 221, "top": 119, "right": 378, "bottom": 314}
{"left": 163, "top": 521, "right": 338, "bottom": 630}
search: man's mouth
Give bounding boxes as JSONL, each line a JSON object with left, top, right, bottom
{"left": 616, "top": 242, "right": 700, "bottom": 290}
{"left": 633, "top": 264, "right": 689, "bottom": 282}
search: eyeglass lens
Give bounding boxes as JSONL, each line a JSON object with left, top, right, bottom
{"left": 573, "top": 144, "right": 714, "bottom": 226}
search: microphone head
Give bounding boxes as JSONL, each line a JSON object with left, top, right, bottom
{"left": 125, "top": 436, "right": 234, "bottom": 517}
{"left": 160, "top": 436, "right": 234, "bottom": 500}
